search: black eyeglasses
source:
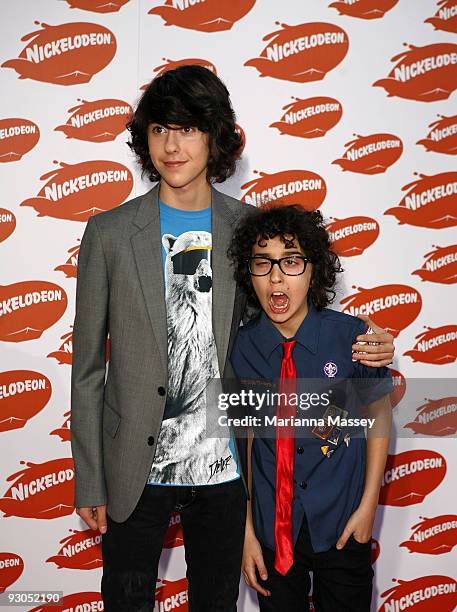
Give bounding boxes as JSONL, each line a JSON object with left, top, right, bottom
{"left": 247, "top": 256, "right": 310, "bottom": 276}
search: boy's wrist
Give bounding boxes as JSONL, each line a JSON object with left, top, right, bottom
{"left": 358, "top": 496, "right": 378, "bottom": 513}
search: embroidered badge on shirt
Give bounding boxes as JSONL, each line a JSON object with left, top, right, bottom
{"left": 323, "top": 361, "right": 338, "bottom": 377}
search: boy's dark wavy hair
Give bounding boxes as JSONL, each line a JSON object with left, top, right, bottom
{"left": 228, "top": 204, "right": 343, "bottom": 310}
{"left": 127, "top": 65, "right": 242, "bottom": 183}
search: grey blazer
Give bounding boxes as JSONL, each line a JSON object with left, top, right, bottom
{"left": 70, "top": 183, "right": 248, "bottom": 522}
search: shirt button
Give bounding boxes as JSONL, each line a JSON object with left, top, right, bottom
{"left": 147, "top": 436, "right": 155, "bottom": 446}
{"left": 157, "top": 386, "right": 166, "bottom": 396}
{"left": 300, "top": 481, "right": 307, "bottom": 490}
{"left": 297, "top": 446, "right": 304, "bottom": 454}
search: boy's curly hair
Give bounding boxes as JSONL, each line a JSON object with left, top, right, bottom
{"left": 227, "top": 204, "right": 343, "bottom": 310}
{"left": 127, "top": 65, "right": 242, "bottom": 183}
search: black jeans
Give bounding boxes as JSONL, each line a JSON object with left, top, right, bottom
{"left": 101, "top": 478, "right": 246, "bottom": 611}
{"left": 258, "top": 515, "right": 373, "bottom": 612}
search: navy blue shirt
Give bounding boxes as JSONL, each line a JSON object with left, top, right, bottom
{"left": 230, "top": 303, "right": 393, "bottom": 553}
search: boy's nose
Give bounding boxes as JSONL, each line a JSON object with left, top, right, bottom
{"left": 269, "top": 263, "right": 284, "bottom": 284}
{"left": 164, "top": 130, "right": 180, "bottom": 153}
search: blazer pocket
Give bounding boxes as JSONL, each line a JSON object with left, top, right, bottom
{"left": 103, "top": 400, "right": 121, "bottom": 438}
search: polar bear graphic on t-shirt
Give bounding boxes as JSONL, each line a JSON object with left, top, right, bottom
{"left": 148, "top": 230, "right": 234, "bottom": 484}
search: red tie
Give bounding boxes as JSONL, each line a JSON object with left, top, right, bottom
{"left": 274, "top": 340, "right": 297, "bottom": 576}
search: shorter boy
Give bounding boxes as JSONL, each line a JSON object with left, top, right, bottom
{"left": 228, "top": 205, "right": 392, "bottom": 611}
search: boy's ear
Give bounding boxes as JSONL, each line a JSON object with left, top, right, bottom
{"left": 162, "top": 234, "right": 177, "bottom": 253}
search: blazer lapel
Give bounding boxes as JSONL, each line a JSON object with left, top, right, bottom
{"left": 130, "top": 184, "right": 168, "bottom": 373}
{"left": 211, "top": 187, "right": 238, "bottom": 375}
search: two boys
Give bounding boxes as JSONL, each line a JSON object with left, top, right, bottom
{"left": 71, "top": 66, "right": 394, "bottom": 610}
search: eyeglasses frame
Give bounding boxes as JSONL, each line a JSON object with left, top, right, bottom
{"left": 246, "top": 255, "right": 310, "bottom": 277}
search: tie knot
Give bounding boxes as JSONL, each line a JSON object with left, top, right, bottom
{"left": 281, "top": 340, "right": 296, "bottom": 359}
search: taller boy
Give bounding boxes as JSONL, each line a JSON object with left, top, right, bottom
{"left": 70, "top": 66, "right": 395, "bottom": 611}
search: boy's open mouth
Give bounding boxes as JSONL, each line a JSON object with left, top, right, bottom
{"left": 269, "top": 291, "right": 290, "bottom": 314}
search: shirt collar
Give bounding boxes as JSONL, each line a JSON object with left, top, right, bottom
{"left": 255, "top": 299, "right": 322, "bottom": 358}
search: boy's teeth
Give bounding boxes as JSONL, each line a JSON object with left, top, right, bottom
{"left": 270, "top": 292, "right": 289, "bottom": 309}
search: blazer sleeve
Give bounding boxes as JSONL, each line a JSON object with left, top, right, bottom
{"left": 70, "top": 215, "right": 109, "bottom": 508}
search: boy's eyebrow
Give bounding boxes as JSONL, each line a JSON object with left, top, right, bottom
{"left": 252, "top": 250, "right": 304, "bottom": 257}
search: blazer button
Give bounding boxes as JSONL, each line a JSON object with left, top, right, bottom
{"left": 300, "top": 481, "right": 307, "bottom": 490}
{"left": 147, "top": 436, "right": 155, "bottom": 446}
{"left": 157, "top": 386, "right": 166, "bottom": 396}
{"left": 297, "top": 446, "right": 304, "bottom": 454}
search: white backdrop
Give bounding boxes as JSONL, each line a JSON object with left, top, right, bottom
{"left": 0, "top": 1, "right": 456, "bottom": 610}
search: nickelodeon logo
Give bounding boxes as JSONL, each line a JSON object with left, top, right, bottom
{"left": 2, "top": 22, "right": 116, "bottom": 85}
{"left": 149, "top": 0, "right": 255, "bottom": 33}
{"left": 373, "top": 42, "right": 457, "bottom": 102}
{"left": 0, "top": 281, "right": 67, "bottom": 342}
{"left": 410, "top": 519, "right": 457, "bottom": 544}
{"left": 412, "top": 244, "right": 457, "bottom": 284}
{"left": 12, "top": 467, "right": 74, "bottom": 500}
{"left": 24, "top": 33, "right": 112, "bottom": 63}
{"left": 0, "top": 122, "right": 37, "bottom": 138}
{"left": 327, "top": 216, "right": 379, "bottom": 257}
{"left": 379, "top": 576, "right": 457, "bottom": 612}
{"left": 403, "top": 180, "right": 456, "bottom": 211}
{"left": 345, "top": 291, "right": 419, "bottom": 314}
{"left": 0, "top": 375, "right": 48, "bottom": 398}
{"left": 242, "top": 169, "right": 326, "bottom": 210}
{"left": 425, "top": 2, "right": 457, "bottom": 34}
{"left": 0, "top": 458, "right": 75, "bottom": 519}
{"left": 0, "top": 288, "right": 64, "bottom": 316}
{"left": 385, "top": 171, "right": 457, "bottom": 229}
{"left": 333, "top": 133, "right": 402, "bottom": 174}
{"left": 417, "top": 113, "right": 457, "bottom": 155}
{"left": 0, "top": 370, "right": 52, "bottom": 433}
{"left": 341, "top": 284, "right": 422, "bottom": 337}
{"left": 270, "top": 96, "right": 342, "bottom": 139}
{"left": 404, "top": 325, "right": 457, "bottom": 365}
{"left": 0, "top": 118, "right": 40, "bottom": 163}
{"left": 47, "top": 528, "right": 102, "bottom": 570}
{"left": 400, "top": 514, "right": 457, "bottom": 555}
{"left": 264, "top": 31, "right": 345, "bottom": 62}
{"left": 55, "top": 98, "right": 132, "bottom": 143}
{"left": 330, "top": 221, "right": 378, "bottom": 242}
{"left": 43, "top": 168, "right": 130, "bottom": 201}
{"left": 403, "top": 396, "right": 457, "bottom": 437}
{"left": 0, "top": 552, "right": 23, "bottom": 593}
{"left": 379, "top": 450, "right": 446, "bottom": 507}
{"left": 389, "top": 52, "right": 455, "bottom": 83}
{"left": 21, "top": 160, "right": 133, "bottom": 221}
{"left": 382, "top": 456, "right": 444, "bottom": 486}
{"left": 0, "top": 556, "right": 21, "bottom": 569}
{"left": 245, "top": 22, "right": 349, "bottom": 82}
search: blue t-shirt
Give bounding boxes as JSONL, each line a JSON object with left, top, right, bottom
{"left": 230, "top": 302, "right": 393, "bottom": 553}
{"left": 147, "top": 200, "right": 239, "bottom": 486}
